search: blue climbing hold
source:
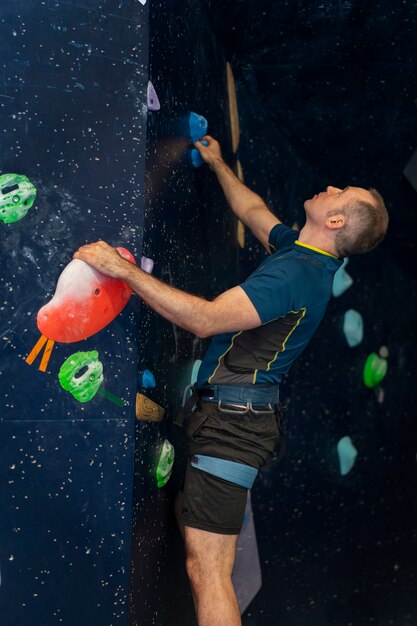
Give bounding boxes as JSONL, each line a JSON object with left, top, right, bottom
{"left": 343, "top": 309, "right": 363, "bottom": 347}
{"left": 332, "top": 258, "right": 353, "bottom": 297}
{"left": 188, "top": 112, "right": 208, "bottom": 167}
{"left": 188, "top": 112, "right": 208, "bottom": 143}
{"left": 139, "top": 369, "right": 156, "bottom": 389}
{"left": 190, "top": 142, "right": 208, "bottom": 167}
{"left": 337, "top": 436, "right": 358, "bottom": 476}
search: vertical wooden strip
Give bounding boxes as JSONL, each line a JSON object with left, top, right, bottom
{"left": 236, "top": 160, "right": 246, "bottom": 248}
{"left": 226, "top": 62, "right": 240, "bottom": 152}
{"left": 226, "top": 62, "right": 246, "bottom": 249}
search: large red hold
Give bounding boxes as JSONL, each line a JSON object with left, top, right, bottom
{"left": 37, "top": 247, "right": 136, "bottom": 343}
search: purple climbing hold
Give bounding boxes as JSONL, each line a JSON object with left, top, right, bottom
{"left": 140, "top": 256, "right": 154, "bottom": 274}
{"left": 147, "top": 81, "right": 160, "bottom": 111}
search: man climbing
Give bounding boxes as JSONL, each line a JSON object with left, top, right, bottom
{"left": 74, "top": 135, "right": 389, "bottom": 626}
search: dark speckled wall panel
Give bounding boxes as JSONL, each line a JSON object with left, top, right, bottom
{"left": 0, "top": 0, "right": 148, "bottom": 624}
{"left": 129, "top": 2, "right": 236, "bottom": 625}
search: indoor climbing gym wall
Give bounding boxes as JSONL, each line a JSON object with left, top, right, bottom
{"left": 1, "top": 0, "right": 238, "bottom": 624}
{"left": 0, "top": 0, "right": 149, "bottom": 624}
{"left": 2, "top": 1, "right": 417, "bottom": 626}
{"left": 129, "top": 1, "right": 238, "bottom": 624}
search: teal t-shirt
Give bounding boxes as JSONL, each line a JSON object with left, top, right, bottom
{"left": 196, "top": 223, "right": 343, "bottom": 388}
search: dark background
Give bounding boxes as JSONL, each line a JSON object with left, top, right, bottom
{"left": 135, "top": 1, "right": 417, "bottom": 625}
{"left": 213, "top": 2, "right": 417, "bottom": 624}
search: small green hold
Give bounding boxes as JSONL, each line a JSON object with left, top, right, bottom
{"left": 58, "top": 351, "right": 104, "bottom": 403}
{"left": 0, "top": 173, "right": 37, "bottom": 224}
{"left": 156, "top": 439, "right": 175, "bottom": 488}
{"left": 363, "top": 352, "right": 388, "bottom": 389}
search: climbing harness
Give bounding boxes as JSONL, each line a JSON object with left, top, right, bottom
{"left": 191, "top": 454, "right": 258, "bottom": 489}
{"left": 175, "top": 384, "right": 287, "bottom": 487}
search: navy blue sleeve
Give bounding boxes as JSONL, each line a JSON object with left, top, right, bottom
{"left": 240, "top": 264, "right": 294, "bottom": 324}
{"left": 268, "top": 223, "right": 298, "bottom": 254}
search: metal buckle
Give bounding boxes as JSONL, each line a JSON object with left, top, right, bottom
{"left": 248, "top": 402, "right": 275, "bottom": 414}
{"left": 218, "top": 400, "right": 250, "bottom": 415}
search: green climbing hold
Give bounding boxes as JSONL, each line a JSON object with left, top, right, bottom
{"left": 58, "top": 351, "right": 104, "bottom": 403}
{"left": 0, "top": 173, "right": 37, "bottom": 224}
{"left": 363, "top": 352, "right": 388, "bottom": 389}
{"left": 155, "top": 439, "right": 175, "bottom": 488}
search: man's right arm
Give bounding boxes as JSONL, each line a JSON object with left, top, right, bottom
{"left": 195, "top": 136, "right": 281, "bottom": 252}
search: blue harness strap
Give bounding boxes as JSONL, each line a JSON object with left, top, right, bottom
{"left": 191, "top": 454, "right": 258, "bottom": 489}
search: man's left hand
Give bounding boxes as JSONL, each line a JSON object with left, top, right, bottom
{"left": 73, "top": 241, "right": 129, "bottom": 279}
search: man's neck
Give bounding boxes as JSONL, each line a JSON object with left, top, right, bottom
{"left": 297, "top": 225, "right": 338, "bottom": 257}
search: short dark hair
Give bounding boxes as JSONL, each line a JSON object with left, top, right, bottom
{"left": 328, "top": 188, "right": 389, "bottom": 257}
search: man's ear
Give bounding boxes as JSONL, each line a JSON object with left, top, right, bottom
{"left": 325, "top": 214, "right": 346, "bottom": 230}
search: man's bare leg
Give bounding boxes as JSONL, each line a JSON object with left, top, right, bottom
{"left": 184, "top": 525, "right": 241, "bottom": 626}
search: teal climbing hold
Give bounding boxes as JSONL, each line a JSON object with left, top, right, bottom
{"left": 337, "top": 436, "right": 358, "bottom": 476}
{"left": 332, "top": 258, "right": 353, "bottom": 297}
{"left": 190, "top": 359, "right": 202, "bottom": 385}
{"left": 343, "top": 309, "right": 363, "bottom": 347}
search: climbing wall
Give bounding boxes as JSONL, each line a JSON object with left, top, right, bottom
{"left": 4, "top": 1, "right": 415, "bottom": 625}
{"left": 129, "top": 1, "right": 238, "bottom": 624}
{"left": 0, "top": 1, "right": 149, "bottom": 624}
{"left": 1, "top": 0, "right": 239, "bottom": 624}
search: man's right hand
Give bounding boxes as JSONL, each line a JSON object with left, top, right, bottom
{"left": 194, "top": 135, "right": 223, "bottom": 170}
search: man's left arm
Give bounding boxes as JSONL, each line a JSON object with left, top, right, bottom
{"left": 74, "top": 241, "right": 262, "bottom": 339}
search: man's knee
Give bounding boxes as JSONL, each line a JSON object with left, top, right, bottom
{"left": 185, "top": 551, "right": 225, "bottom": 590}
{"left": 185, "top": 552, "right": 202, "bottom": 586}
{"left": 184, "top": 525, "right": 238, "bottom": 588}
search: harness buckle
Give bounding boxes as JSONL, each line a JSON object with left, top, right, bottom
{"left": 218, "top": 399, "right": 250, "bottom": 415}
{"left": 248, "top": 402, "right": 275, "bottom": 414}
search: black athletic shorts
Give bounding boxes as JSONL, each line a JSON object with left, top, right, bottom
{"left": 180, "top": 401, "right": 280, "bottom": 535}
